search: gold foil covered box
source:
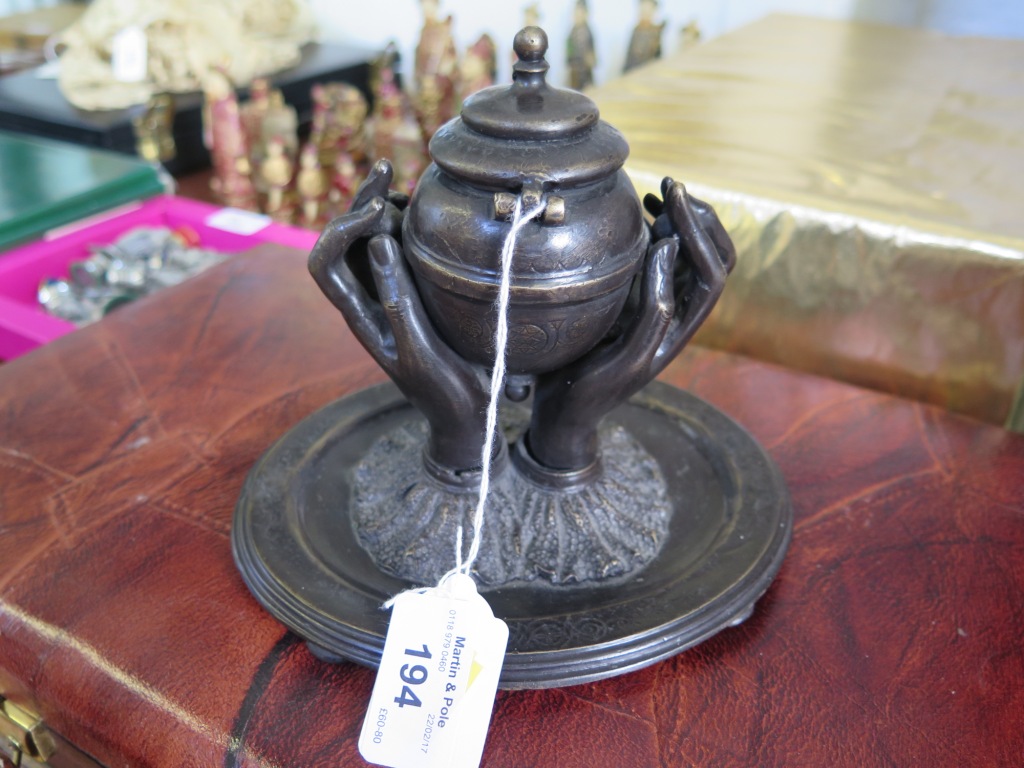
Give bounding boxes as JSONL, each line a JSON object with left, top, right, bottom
{"left": 591, "top": 14, "right": 1024, "bottom": 430}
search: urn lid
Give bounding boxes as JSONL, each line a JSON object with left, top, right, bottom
{"left": 428, "top": 27, "right": 629, "bottom": 190}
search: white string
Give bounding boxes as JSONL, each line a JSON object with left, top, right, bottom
{"left": 454, "top": 526, "right": 465, "bottom": 574}
{"left": 384, "top": 192, "right": 544, "bottom": 608}
{"left": 443, "top": 193, "right": 546, "bottom": 585}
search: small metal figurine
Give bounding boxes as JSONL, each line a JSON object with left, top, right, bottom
{"left": 566, "top": 0, "right": 596, "bottom": 90}
{"left": 368, "top": 70, "right": 402, "bottom": 161}
{"left": 234, "top": 27, "right": 792, "bottom": 689}
{"left": 679, "top": 18, "right": 703, "bottom": 51}
{"left": 131, "top": 93, "right": 176, "bottom": 163}
{"left": 204, "top": 69, "right": 258, "bottom": 210}
{"left": 368, "top": 70, "right": 427, "bottom": 196}
{"left": 413, "top": 74, "right": 446, "bottom": 144}
{"left": 414, "top": 0, "right": 459, "bottom": 139}
{"left": 624, "top": 0, "right": 666, "bottom": 72}
{"left": 241, "top": 78, "right": 275, "bottom": 193}
{"left": 370, "top": 41, "right": 400, "bottom": 101}
{"left": 260, "top": 138, "right": 295, "bottom": 220}
{"left": 523, "top": 2, "right": 540, "bottom": 29}
{"left": 309, "top": 83, "right": 369, "bottom": 170}
{"left": 461, "top": 34, "right": 497, "bottom": 101}
{"left": 326, "top": 151, "right": 361, "bottom": 219}
{"left": 296, "top": 143, "right": 327, "bottom": 228}
{"left": 260, "top": 90, "right": 299, "bottom": 162}
{"left": 390, "top": 131, "right": 427, "bottom": 198}
{"left": 512, "top": 4, "right": 541, "bottom": 70}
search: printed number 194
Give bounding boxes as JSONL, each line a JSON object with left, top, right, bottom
{"left": 394, "top": 644, "right": 432, "bottom": 709}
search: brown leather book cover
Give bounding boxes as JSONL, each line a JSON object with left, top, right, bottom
{"left": 1, "top": 246, "right": 1022, "bottom": 767}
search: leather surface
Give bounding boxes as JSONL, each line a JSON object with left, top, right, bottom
{"left": 1, "top": 246, "right": 1022, "bottom": 767}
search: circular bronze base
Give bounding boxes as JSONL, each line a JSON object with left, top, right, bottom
{"left": 232, "top": 381, "right": 792, "bottom": 689}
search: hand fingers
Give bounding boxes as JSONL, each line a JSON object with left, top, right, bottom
{"left": 657, "top": 186, "right": 729, "bottom": 360}
{"left": 642, "top": 174, "right": 678, "bottom": 221}
{"left": 309, "top": 197, "right": 385, "bottom": 277}
{"left": 321, "top": 252, "right": 390, "bottom": 367}
{"left": 307, "top": 198, "right": 391, "bottom": 357}
{"left": 661, "top": 176, "right": 674, "bottom": 200}
{"left": 350, "top": 158, "right": 394, "bottom": 211}
{"left": 368, "top": 234, "right": 449, "bottom": 365}
{"left": 368, "top": 234, "right": 410, "bottom": 308}
{"left": 688, "top": 195, "right": 738, "bottom": 274}
{"left": 648, "top": 237, "right": 678, "bottom": 317}
{"left": 579, "top": 238, "right": 676, "bottom": 386}
{"left": 643, "top": 192, "right": 664, "bottom": 219}
{"left": 368, "top": 235, "right": 488, "bottom": 414}
{"left": 631, "top": 238, "right": 679, "bottom": 373}
{"left": 665, "top": 183, "right": 728, "bottom": 292}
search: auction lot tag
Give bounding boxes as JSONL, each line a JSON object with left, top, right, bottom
{"left": 204, "top": 207, "right": 271, "bottom": 236}
{"left": 359, "top": 574, "right": 509, "bottom": 768}
{"left": 111, "top": 26, "right": 147, "bottom": 83}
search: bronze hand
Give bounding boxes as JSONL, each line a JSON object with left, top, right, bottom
{"left": 525, "top": 178, "right": 734, "bottom": 472}
{"left": 308, "top": 159, "right": 491, "bottom": 476}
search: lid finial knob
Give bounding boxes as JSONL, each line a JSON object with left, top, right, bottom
{"left": 513, "top": 26, "right": 549, "bottom": 83}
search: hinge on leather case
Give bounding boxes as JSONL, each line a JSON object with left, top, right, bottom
{"left": 0, "top": 696, "right": 56, "bottom": 767}
{"left": 0, "top": 697, "right": 102, "bottom": 768}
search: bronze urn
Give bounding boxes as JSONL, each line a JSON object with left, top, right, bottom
{"left": 233, "top": 27, "right": 792, "bottom": 689}
{"left": 404, "top": 28, "right": 648, "bottom": 374}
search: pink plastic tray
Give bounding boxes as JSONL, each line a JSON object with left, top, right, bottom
{"left": 0, "top": 195, "right": 319, "bottom": 360}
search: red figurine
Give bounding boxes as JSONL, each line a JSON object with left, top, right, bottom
{"left": 296, "top": 143, "right": 327, "bottom": 228}
{"left": 204, "top": 68, "right": 258, "bottom": 210}
{"left": 327, "top": 152, "right": 361, "bottom": 219}
{"left": 414, "top": 0, "right": 459, "bottom": 141}
{"left": 461, "top": 33, "right": 497, "bottom": 102}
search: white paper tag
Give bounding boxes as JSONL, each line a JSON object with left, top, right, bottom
{"left": 111, "top": 26, "right": 148, "bottom": 83}
{"left": 204, "top": 208, "right": 271, "bottom": 236}
{"left": 34, "top": 60, "right": 61, "bottom": 79}
{"left": 359, "top": 574, "right": 509, "bottom": 768}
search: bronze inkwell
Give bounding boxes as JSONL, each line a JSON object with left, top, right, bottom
{"left": 233, "top": 28, "right": 791, "bottom": 688}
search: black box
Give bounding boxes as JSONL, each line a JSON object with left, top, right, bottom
{"left": 0, "top": 42, "right": 378, "bottom": 176}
